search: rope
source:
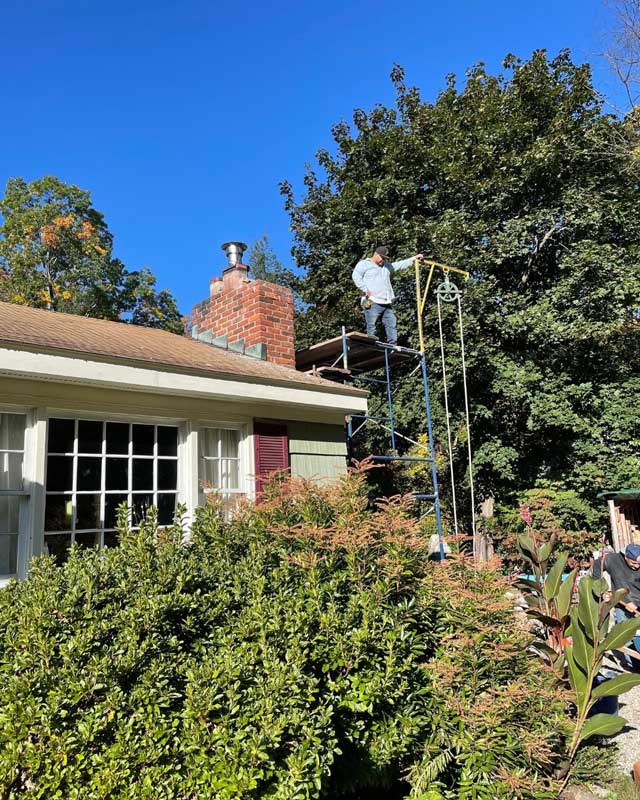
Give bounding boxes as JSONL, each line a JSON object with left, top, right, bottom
{"left": 456, "top": 294, "right": 477, "bottom": 555}
{"left": 436, "top": 293, "right": 459, "bottom": 534}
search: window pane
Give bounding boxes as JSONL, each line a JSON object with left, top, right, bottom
{"left": 132, "top": 459, "right": 153, "bottom": 491}
{"left": 78, "top": 420, "right": 103, "bottom": 454}
{"left": 45, "top": 534, "right": 72, "bottom": 565}
{"left": 132, "top": 424, "right": 154, "bottom": 455}
{"left": 157, "top": 426, "right": 177, "bottom": 457}
{"left": 105, "top": 494, "right": 128, "bottom": 529}
{"left": 0, "top": 534, "right": 18, "bottom": 575}
{"left": 1, "top": 413, "right": 26, "bottom": 451}
{"left": 221, "top": 429, "right": 239, "bottom": 458}
{"left": 200, "top": 459, "right": 219, "bottom": 489}
{"left": 199, "top": 429, "right": 218, "bottom": 458}
{"left": 75, "top": 531, "right": 101, "bottom": 549}
{"left": 221, "top": 459, "right": 239, "bottom": 489}
{"left": 157, "top": 493, "right": 176, "bottom": 525}
{"left": 77, "top": 457, "right": 102, "bottom": 491}
{"left": 104, "top": 530, "right": 119, "bottom": 548}
{"left": 0, "top": 453, "right": 23, "bottom": 491}
{"left": 0, "top": 496, "right": 20, "bottom": 534}
{"left": 106, "top": 423, "right": 129, "bottom": 455}
{"left": 46, "top": 456, "right": 74, "bottom": 492}
{"left": 158, "top": 460, "right": 177, "bottom": 490}
{"left": 76, "top": 494, "right": 101, "bottom": 530}
{"left": 45, "top": 495, "right": 73, "bottom": 531}
{"left": 132, "top": 493, "right": 153, "bottom": 525}
{"left": 48, "top": 418, "right": 75, "bottom": 453}
{"left": 106, "top": 458, "right": 128, "bottom": 491}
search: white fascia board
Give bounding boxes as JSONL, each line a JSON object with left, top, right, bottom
{"left": 0, "top": 348, "right": 368, "bottom": 415}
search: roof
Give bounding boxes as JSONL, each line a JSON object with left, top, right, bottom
{"left": 598, "top": 489, "right": 640, "bottom": 501}
{"left": 0, "top": 301, "right": 366, "bottom": 397}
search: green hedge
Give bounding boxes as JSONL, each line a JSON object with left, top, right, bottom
{"left": 0, "top": 474, "right": 568, "bottom": 799}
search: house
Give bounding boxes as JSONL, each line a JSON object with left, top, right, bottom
{"left": 0, "top": 242, "right": 367, "bottom": 583}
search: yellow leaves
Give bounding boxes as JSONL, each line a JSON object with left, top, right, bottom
{"left": 40, "top": 225, "right": 60, "bottom": 248}
{"left": 38, "top": 289, "right": 51, "bottom": 304}
{"left": 53, "top": 214, "right": 73, "bottom": 229}
{"left": 11, "top": 293, "right": 28, "bottom": 305}
{"left": 77, "top": 221, "right": 94, "bottom": 240}
{"left": 61, "top": 290, "right": 72, "bottom": 301}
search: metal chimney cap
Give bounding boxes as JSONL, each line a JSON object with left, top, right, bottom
{"left": 221, "top": 241, "right": 248, "bottom": 253}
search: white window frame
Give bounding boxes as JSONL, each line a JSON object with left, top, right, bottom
{"left": 0, "top": 406, "right": 34, "bottom": 585}
{"left": 195, "top": 420, "right": 252, "bottom": 511}
{"left": 43, "top": 416, "right": 181, "bottom": 557}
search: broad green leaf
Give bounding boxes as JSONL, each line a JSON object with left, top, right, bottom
{"left": 527, "top": 609, "right": 562, "bottom": 628}
{"left": 565, "top": 644, "right": 588, "bottom": 707}
{"left": 579, "top": 713, "right": 626, "bottom": 742}
{"left": 555, "top": 568, "right": 577, "bottom": 620}
{"left": 599, "top": 617, "right": 640, "bottom": 656}
{"left": 592, "top": 672, "right": 640, "bottom": 698}
{"left": 577, "top": 578, "right": 599, "bottom": 642}
{"left": 569, "top": 617, "right": 592, "bottom": 675}
{"left": 517, "top": 535, "right": 539, "bottom": 566}
{"left": 514, "top": 577, "right": 543, "bottom": 593}
{"left": 543, "top": 553, "right": 568, "bottom": 601}
{"left": 538, "top": 540, "right": 553, "bottom": 563}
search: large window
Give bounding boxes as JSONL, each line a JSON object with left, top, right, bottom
{"left": 0, "top": 413, "right": 27, "bottom": 578}
{"left": 198, "top": 428, "right": 242, "bottom": 511}
{"left": 44, "top": 419, "right": 178, "bottom": 563}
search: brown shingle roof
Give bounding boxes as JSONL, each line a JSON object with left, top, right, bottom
{"left": 0, "top": 301, "right": 365, "bottom": 396}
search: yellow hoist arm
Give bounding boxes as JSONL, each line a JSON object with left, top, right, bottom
{"left": 414, "top": 258, "right": 470, "bottom": 353}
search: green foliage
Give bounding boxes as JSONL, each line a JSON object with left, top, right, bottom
{"left": 516, "top": 529, "right": 640, "bottom": 781}
{"left": 493, "top": 487, "right": 602, "bottom": 566}
{"left": 568, "top": 742, "right": 619, "bottom": 787}
{"left": 0, "top": 176, "right": 183, "bottom": 332}
{"left": 0, "top": 474, "right": 567, "bottom": 799}
{"left": 281, "top": 50, "right": 640, "bottom": 529}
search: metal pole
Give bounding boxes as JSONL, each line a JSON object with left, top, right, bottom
{"left": 414, "top": 260, "right": 425, "bottom": 354}
{"left": 421, "top": 353, "right": 445, "bottom": 560}
{"left": 341, "top": 326, "right": 349, "bottom": 370}
{"left": 384, "top": 347, "right": 397, "bottom": 455}
{"left": 437, "top": 294, "right": 458, "bottom": 534}
{"left": 456, "top": 295, "right": 477, "bottom": 557}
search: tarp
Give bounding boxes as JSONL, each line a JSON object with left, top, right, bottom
{"left": 597, "top": 489, "right": 640, "bottom": 501}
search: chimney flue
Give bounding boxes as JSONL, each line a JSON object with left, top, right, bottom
{"left": 221, "top": 241, "right": 248, "bottom": 267}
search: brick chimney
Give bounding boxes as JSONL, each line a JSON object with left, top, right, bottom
{"left": 190, "top": 241, "right": 295, "bottom": 368}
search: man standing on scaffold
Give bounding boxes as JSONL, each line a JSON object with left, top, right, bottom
{"left": 352, "top": 246, "right": 423, "bottom": 345}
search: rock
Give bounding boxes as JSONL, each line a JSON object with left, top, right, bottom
{"left": 560, "top": 788, "right": 601, "bottom": 800}
{"left": 634, "top": 760, "right": 640, "bottom": 785}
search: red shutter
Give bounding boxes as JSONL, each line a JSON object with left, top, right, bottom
{"left": 254, "top": 421, "right": 289, "bottom": 497}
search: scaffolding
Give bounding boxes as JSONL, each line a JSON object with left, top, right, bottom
{"left": 295, "top": 329, "right": 446, "bottom": 559}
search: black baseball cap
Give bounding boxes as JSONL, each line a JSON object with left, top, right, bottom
{"left": 374, "top": 246, "right": 390, "bottom": 258}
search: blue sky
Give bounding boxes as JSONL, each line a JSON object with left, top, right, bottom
{"left": 0, "top": 0, "right": 618, "bottom": 313}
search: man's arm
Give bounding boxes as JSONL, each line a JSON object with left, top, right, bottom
{"left": 391, "top": 253, "right": 423, "bottom": 272}
{"left": 352, "top": 260, "right": 369, "bottom": 292}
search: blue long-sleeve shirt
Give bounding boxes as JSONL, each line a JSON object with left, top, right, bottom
{"left": 351, "top": 256, "right": 415, "bottom": 304}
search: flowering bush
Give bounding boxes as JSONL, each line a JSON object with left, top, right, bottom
{"left": 0, "top": 471, "right": 568, "bottom": 799}
{"left": 489, "top": 487, "right": 602, "bottom": 568}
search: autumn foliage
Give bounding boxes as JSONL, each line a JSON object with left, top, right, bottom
{"left": 0, "top": 470, "right": 570, "bottom": 799}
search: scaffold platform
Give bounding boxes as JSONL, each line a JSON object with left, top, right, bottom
{"left": 296, "top": 328, "right": 445, "bottom": 558}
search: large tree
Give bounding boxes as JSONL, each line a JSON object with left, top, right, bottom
{"left": 0, "top": 176, "right": 183, "bottom": 333}
{"left": 281, "top": 50, "right": 640, "bottom": 525}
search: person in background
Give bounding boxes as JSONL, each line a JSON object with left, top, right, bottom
{"left": 593, "top": 543, "right": 640, "bottom": 670}
{"left": 351, "top": 246, "right": 423, "bottom": 345}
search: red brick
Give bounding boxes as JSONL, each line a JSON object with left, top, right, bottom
{"left": 190, "top": 270, "right": 295, "bottom": 367}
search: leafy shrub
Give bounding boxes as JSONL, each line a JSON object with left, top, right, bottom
{"left": 0, "top": 472, "right": 568, "bottom": 799}
{"left": 491, "top": 486, "right": 602, "bottom": 567}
